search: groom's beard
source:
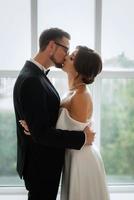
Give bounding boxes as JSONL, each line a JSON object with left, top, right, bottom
{"left": 50, "top": 55, "right": 63, "bottom": 69}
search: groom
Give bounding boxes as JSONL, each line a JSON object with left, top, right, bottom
{"left": 13, "top": 27, "right": 95, "bottom": 200}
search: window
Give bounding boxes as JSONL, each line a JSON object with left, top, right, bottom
{"left": 0, "top": 78, "right": 23, "bottom": 186}
{"left": 102, "top": 0, "right": 134, "bottom": 69}
{"left": 101, "top": 0, "right": 134, "bottom": 184}
{"left": 0, "top": 0, "right": 30, "bottom": 185}
{"left": 38, "top": 0, "right": 94, "bottom": 51}
{"left": 101, "top": 78, "right": 134, "bottom": 184}
{"left": 0, "top": 0, "right": 31, "bottom": 70}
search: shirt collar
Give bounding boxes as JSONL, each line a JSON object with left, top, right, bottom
{"left": 30, "top": 58, "right": 47, "bottom": 73}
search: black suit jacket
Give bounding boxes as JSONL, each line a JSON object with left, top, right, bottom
{"left": 13, "top": 61, "right": 85, "bottom": 196}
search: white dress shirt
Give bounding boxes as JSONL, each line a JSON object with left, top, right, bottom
{"left": 30, "top": 58, "right": 48, "bottom": 73}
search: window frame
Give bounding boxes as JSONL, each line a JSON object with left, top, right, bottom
{"left": 0, "top": 0, "right": 134, "bottom": 196}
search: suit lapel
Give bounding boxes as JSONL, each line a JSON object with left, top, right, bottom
{"left": 22, "top": 61, "right": 60, "bottom": 102}
{"left": 43, "top": 74, "right": 60, "bottom": 101}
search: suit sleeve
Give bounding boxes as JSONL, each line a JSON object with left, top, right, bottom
{"left": 20, "top": 77, "right": 85, "bottom": 149}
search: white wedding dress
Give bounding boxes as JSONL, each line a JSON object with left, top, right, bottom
{"left": 56, "top": 108, "right": 110, "bottom": 200}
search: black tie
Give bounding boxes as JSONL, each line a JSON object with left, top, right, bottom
{"left": 45, "top": 69, "right": 50, "bottom": 75}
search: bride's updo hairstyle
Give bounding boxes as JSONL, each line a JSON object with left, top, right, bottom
{"left": 74, "top": 46, "right": 102, "bottom": 84}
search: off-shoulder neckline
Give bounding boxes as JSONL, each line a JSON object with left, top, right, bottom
{"left": 60, "top": 107, "right": 90, "bottom": 125}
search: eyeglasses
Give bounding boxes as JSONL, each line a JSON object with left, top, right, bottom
{"left": 55, "top": 42, "right": 69, "bottom": 53}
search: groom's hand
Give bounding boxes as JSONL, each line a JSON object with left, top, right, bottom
{"left": 83, "top": 126, "right": 95, "bottom": 145}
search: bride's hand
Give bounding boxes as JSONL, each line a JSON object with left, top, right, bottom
{"left": 84, "top": 126, "right": 95, "bottom": 145}
{"left": 19, "top": 120, "right": 31, "bottom": 135}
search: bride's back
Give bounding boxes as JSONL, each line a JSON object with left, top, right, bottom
{"left": 61, "top": 86, "right": 93, "bottom": 123}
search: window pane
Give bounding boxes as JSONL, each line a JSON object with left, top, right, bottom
{"left": 0, "top": 78, "right": 23, "bottom": 185}
{"left": 38, "top": 0, "right": 94, "bottom": 51}
{"left": 0, "top": 0, "right": 31, "bottom": 70}
{"left": 101, "top": 79, "right": 134, "bottom": 184}
{"left": 102, "top": 0, "right": 134, "bottom": 69}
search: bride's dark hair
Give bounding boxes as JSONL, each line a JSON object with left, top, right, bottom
{"left": 74, "top": 46, "right": 102, "bottom": 84}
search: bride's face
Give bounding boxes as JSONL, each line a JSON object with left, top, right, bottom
{"left": 63, "top": 50, "right": 78, "bottom": 75}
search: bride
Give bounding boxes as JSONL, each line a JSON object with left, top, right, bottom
{"left": 56, "top": 46, "right": 110, "bottom": 200}
{"left": 20, "top": 45, "right": 110, "bottom": 200}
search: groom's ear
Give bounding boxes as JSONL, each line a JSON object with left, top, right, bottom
{"left": 46, "top": 40, "right": 57, "bottom": 56}
{"left": 48, "top": 40, "right": 56, "bottom": 51}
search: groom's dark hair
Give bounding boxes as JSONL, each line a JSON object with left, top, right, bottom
{"left": 39, "top": 27, "right": 70, "bottom": 51}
